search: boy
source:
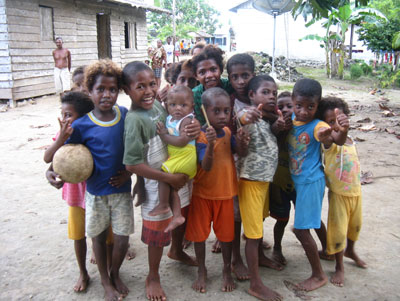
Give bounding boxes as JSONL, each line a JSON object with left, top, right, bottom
{"left": 288, "top": 78, "right": 348, "bottom": 291}
{"left": 185, "top": 87, "right": 249, "bottom": 293}
{"left": 317, "top": 96, "right": 367, "bottom": 287}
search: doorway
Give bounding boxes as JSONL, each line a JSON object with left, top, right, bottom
{"left": 96, "top": 13, "right": 111, "bottom": 59}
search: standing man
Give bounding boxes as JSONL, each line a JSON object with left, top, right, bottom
{"left": 164, "top": 37, "right": 174, "bottom": 68}
{"left": 150, "top": 39, "right": 166, "bottom": 88}
{"left": 52, "top": 37, "right": 71, "bottom": 93}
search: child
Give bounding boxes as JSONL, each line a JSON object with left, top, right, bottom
{"left": 149, "top": 85, "right": 197, "bottom": 233}
{"left": 237, "top": 75, "right": 283, "bottom": 301}
{"left": 317, "top": 96, "right": 367, "bottom": 287}
{"left": 44, "top": 91, "right": 93, "bottom": 293}
{"left": 67, "top": 59, "right": 133, "bottom": 301}
{"left": 122, "top": 61, "right": 200, "bottom": 301}
{"left": 288, "top": 78, "right": 348, "bottom": 291}
{"left": 185, "top": 87, "right": 249, "bottom": 293}
{"left": 71, "top": 66, "right": 88, "bottom": 93}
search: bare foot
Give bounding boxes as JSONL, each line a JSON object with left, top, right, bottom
{"left": 296, "top": 274, "right": 328, "bottom": 292}
{"left": 259, "top": 254, "right": 283, "bottom": 271}
{"left": 319, "top": 250, "right": 334, "bottom": 261}
{"left": 330, "top": 269, "right": 344, "bottom": 287}
{"left": 90, "top": 252, "right": 97, "bottom": 264}
{"left": 146, "top": 275, "right": 166, "bottom": 301}
{"left": 125, "top": 244, "right": 136, "bottom": 260}
{"left": 262, "top": 239, "right": 272, "bottom": 250}
{"left": 164, "top": 216, "right": 185, "bottom": 233}
{"left": 192, "top": 267, "right": 207, "bottom": 293}
{"left": 248, "top": 283, "right": 282, "bottom": 301}
{"left": 272, "top": 249, "right": 287, "bottom": 266}
{"left": 344, "top": 250, "right": 367, "bottom": 268}
{"left": 149, "top": 204, "right": 170, "bottom": 216}
{"left": 73, "top": 273, "right": 90, "bottom": 292}
{"left": 111, "top": 273, "right": 129, "bottom": 297}
{"left": 211, "top": 239, "right": 221, "bottom": 253}
{"left": 167, "top": 249, "right": 198, "bottom": 266}
{"left": 182, "top": 238, "right": 192, "bottom": 249}
{"left": 102, "top": 282, "right": 121, "bottom": 301}
{"left": 222, "top": 265, "right": 236, "bottom": 292}
{"left": 231, "top": 261, "right": 250, "bottom": 281}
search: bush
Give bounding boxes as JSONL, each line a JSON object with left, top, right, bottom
{"left": 360, "top": 62, "right": 372, "bottom": 75}
{"left": 350, "top": 64, "right": 363, "bottom": 79}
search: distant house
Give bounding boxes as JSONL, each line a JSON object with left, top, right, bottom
{"left": 189, "top": 28, "right": 231, "bottom": 52}
{"left": 0, "top": 0, "right": 169, "bottom": 105}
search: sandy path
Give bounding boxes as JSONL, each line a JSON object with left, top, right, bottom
{"left": 1, "top": 85, "right": 400, "bottom": 300}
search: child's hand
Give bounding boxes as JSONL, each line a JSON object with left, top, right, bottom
{"left": 46, "top": 170, "right": 64, "bottom": 189}
{"left": 57, "top": 117, "right": 73, "bottom": 143}
{"left": 168, "top": 173, "right": 189, "bottom": 190}
{"left": 272, "top": 109, "right": 285, "bottom": 132}
{"left": 239, "top": 106, "right": 262, "bottom": 125}
{"left": 335, "top": 108, "right": 349, "bottom": 133}
{"left": 109, "top": 170, "right": 131, "bottom": 188}
{"left": 157, "top": 85, "right": 170, "bottom": 104}
{"left": 283, "top": 114, "right": 293, "bottom": 131}
{"left": 236, "top": 127, "right": 250, "bottom": 147}
{"left": 317, "top": 126, "right": 333, "bottom": 144}
{"left": 184, "top": 118, "right": 201, "bottom": 139}
{"left": 205, "top": 126, "right": 217, "bottom": 145}
{"left": 156, "top": 121, "right": 168, "bottom": 136}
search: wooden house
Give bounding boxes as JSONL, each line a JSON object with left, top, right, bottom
{"left": 0, "top": 0, "right": 169, "bottom": 105}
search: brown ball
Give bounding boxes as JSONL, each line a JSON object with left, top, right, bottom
{"left": 53, "top": 144, "right": 93, "bottom": 184}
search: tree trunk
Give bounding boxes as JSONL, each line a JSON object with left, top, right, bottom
{"left": 325, "top": 48, "right": 331, "bottom": 78}
{"left": 349, "top": 24, "right": 354, "bottom": 59}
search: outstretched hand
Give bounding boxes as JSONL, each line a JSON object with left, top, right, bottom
{"left": 205, "top": 126, "right": 216, "bottom": 145}
{"left": 334, "top": 108, "right": 349, "bottom": 133}
{"left": 317, "top": 126, "right": 333, "bottom": 144}
{"left": 58, "top": 117, "right": 73, "bottom": 143}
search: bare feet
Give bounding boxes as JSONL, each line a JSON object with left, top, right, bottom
{"left": 272, "top": 248, "right": 287, "bottom": 266}
{"left": 164, "top": 216, "right": 185, "bottom": 233}
{"left": 149, "top": 204, "right": 170, "bottom": 216}
{"left": 102, "top": 281, "right": 122, "bottom": 301}
{"left": 73, "top": 273, "right": 90, "bottom": 292}
{"left": 232, "top": 261, "right": 250, "bottom": 281}
{"left": 330, "top": 269, "right": 344, "bottom": 287}
{"left": 222, "top": 265, "right": 236, "bottom": 292}
{"left": 146, "top": 275, "right": 166, "bottom": 301}
{"left": 319, "top": 250, "right": 334, "bottom": 261}
{"left": 167, "top": 249, "right": 198, "bottom": 266}
{"left": 182, "top": 238, "right": 192, "bottom": 249}
{"left": 211, "top": 239, "right": 221, "bottom": 253}
{"left": 259, "top": 254, "right": 283, "bottom": 271}
{"left": 344, "top": 250, "right": 367, "bottom": 268}
{"left": 248, "top": 283, "right": 282, "bottom": 301}
{"left": 192, "top": 267, "right": 207, "bottom": 293}
{"left": 111, "top": 273, "right": 129, "bottom": 297}
{"left": 125, "top": 244, "right": 136, "bottom": 260}
{"left": 296, "top": 274, "right": 328, "bottom": 292}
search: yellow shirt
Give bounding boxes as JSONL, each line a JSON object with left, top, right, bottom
{"left": 323, "top": 138, "right": 361, "bottom": 196}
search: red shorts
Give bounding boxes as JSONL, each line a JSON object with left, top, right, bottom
{"left": 141, "top": 218, "right": 172, "bottom": 247}
{"left": 185, "top": 195, "right": 234, "bottom": 243}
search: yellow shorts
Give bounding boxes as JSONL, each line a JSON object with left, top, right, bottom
{"left": 68, "top": 206, "right": 85, "bottom": 240}
{"left": 68, "top": 206, "right": 114, "bottom": 244}
{"left": 327, "top": 191, "right": 362, "bottom": 255}
{"left": 238, "top": 179, "right": 269, "bottom": 239}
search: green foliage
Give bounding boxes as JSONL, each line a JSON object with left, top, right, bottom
{"left": 350, "top": 64, "right": 363, "bottom": 79}
{"left": 374, "top": 64, "right": 400, "bottom": 88}
{"left": 147, "top": 0, "right": 220, "bottom": 41}
{"left": 360, "top": 62, "right": 372, "bottom": 75}
{"left": 393, "top": 31, "right": 400, "bottom": 50}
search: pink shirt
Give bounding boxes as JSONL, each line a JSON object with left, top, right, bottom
{"left": 53, "top": 133, "right": 86, "bottom": 209}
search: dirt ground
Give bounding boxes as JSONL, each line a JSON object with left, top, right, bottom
{"left": 1, "top": 75, "right": 400, "bottom": 301}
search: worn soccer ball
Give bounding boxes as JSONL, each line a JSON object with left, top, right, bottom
{"left": 53, "top": 144, "right": 93, "bottom": 184}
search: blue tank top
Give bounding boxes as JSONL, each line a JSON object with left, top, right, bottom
{"left": 166, "top": 113, "right": 195, "bottom": 146}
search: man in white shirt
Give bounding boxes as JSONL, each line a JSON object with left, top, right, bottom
{"left": 164, "top": 37, "right": 174, "bottom": 68}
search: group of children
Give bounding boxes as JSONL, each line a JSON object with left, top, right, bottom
{"left": 45, "top": 44, "right": 366, "bottom": 301}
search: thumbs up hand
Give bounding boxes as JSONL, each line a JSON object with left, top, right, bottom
{"left": 334, "top": 108, "right": 349, "bottom": 133}
{"left": 272, "top": 109, "right": 285, "bottom": 133}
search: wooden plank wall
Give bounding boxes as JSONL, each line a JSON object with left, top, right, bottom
{"left": 6, "top": 0, "right": 148, "bottom": 101}
{"left": 0, "top": 0, "right": 12, "bottom": 99}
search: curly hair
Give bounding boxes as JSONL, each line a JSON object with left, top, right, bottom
{"left": 277, "top": 91, "right": 291, "bottom": 100}
{"left": 191, "top": 42, "right": 206, "bottom": 55}
{"left": 191, "top": 44, "right": 224, "bottom": 75}
{"left": 316, "top": 96, "right": 350, "bottom": 120}
{"left": 170, "top": 60, "right": 196, "bottom": 85}
{"left": 61, "top": 91, "right": 94, "bottom": 117}
{"left": 84, "top": 59, "right": 122, "bottom": 92}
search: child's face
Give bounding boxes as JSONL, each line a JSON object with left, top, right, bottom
{"left": 324, "top": 108, "right": 343, "bottom": 131}
{"left": 228, "top": 64, "right": 254, "bottom": 97}
{"left": 292, "top": 95, "right": 319, "bottom": 123}
{"left": 61, "top": 103, "right": 79, "bottom": 124}
{"left": 277, "top": 96, "right": 293, "bottom": 118}
{"left": 89, "top": 75, "right": 119, "bottom": 113}
{"left": 249, "top": 81, "right": 278, "bottom": 118}
{"left": 124, "top": 70, "right": 158, "bottom": 110}
{"left": 167, "top": 91, "right": 194, "bottom": 121}
{"left": 205, "top": 95, "right": 231, "bottom": 130}
{"left": 196, "top": 59, "right": 222, "bottom": 90}
{"left": 72, "top": 73, "right": 88, "bottom": 94}
{"left": 176, "top": 70, "right": 197, "bottom": 89}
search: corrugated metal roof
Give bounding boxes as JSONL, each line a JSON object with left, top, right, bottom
{"left": 104, "top": 0, "right": 171, "bottom": 14}
{"left": 229, "top": 0, "right": 253, "bottom": 13}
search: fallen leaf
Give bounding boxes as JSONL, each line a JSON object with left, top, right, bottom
{"left": 359, "top": 123, "right": 376, "bottom": 131}
{"left": 361, "top": 171, "right": 373, "bottom": 185}
{"left": 29, "top": 124, "right": 51, "bottom": 129}
{"left": 382, "top": 110, "right": 395, "bottom": 117}
{"left": 379, "top": 103, "right": 391, "bottom": 111}
{"left": 355, "top": 137, "right": 366, "bottom": 142}
{"left": 356, "top": 117, "right": 372, "bottom": 123}
{"left": 385, "top": 128, "right": 396, "bottom": 134}
{"left": 369, "top": 89, "right": 377, "bottom": 95}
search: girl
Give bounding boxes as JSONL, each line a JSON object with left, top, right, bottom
{"left": 44, "top": 91, "right": 93, "bottom": 293}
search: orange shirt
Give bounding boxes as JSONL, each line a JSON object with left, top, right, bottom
{"left": 192, "top": 127, "right": 237, "bottom": 200}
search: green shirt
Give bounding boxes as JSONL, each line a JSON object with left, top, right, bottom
{"left": 192, "top": 78, "right": 233, "bottom": 126}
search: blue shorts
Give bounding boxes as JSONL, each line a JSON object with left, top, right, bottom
{"left": 293, "top": 177, "right": 325, "bottom": 230}
{"left": 269, "top": 183, "right": 296, "bottom": 221}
